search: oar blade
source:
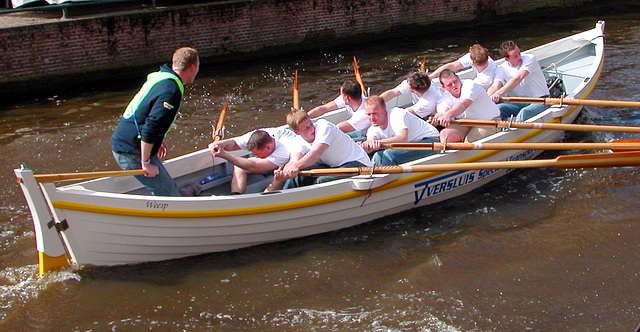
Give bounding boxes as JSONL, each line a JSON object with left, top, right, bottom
{"left": 610, "top": 139, "right": 640, "bottom": 152}
{"left": 353, "top": 56, "right": 367, "bottom": 97}
{"left": 555, "top": 151, "right": 640, "bottom": 168}
{"left": 212, "top": 95, "right": 230, "bottom": 142}
{"left": 292, "top": 70, "right": 300, "bottom": 111}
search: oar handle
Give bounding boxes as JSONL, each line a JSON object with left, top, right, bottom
{"left": 298, "top": 167, "right": 363, "bottom": 177}
{"left": 33, "top": 169, "right": 146, "bottom": 183}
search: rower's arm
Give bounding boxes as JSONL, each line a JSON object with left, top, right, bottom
{"left": 492, "top": 69, "right": 529, "bottom": 98}
{"left": 428, "top": 60, "right": 464, "bottom": 80}
{"left": 307, "top": 101, "right": 338, "bottom": 118}
{"left": 380, "top": 88, "right": 401, "bottom": 102}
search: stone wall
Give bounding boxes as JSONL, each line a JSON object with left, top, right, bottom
{"left": 0, "top": 0, "right": 596, "bottom": 99}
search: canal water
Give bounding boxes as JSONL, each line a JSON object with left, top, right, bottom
{"left": 1, "top": 10, "right": 639, "bottom": 331}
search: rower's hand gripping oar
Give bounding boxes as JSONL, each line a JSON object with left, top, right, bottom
{"left": 298, "top": 151, "right": 640, "bottom": 177}
{"left": 353, "top": 56, "right": 367, "bottom": 97}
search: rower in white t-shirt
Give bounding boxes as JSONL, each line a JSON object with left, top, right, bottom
{"left": 432, "top": 69, "right": 500, "bottom": 142}
{"left": 306, "top": 81, "right": 369, "bottom": 136}
{"left": 429, "top": 43, "right": 497, "bottom": 90}
{"left": 380, "top": 71, "right": 443, "bottom": 119}
{"left": 360, "top": 95, "right": 440, "bottom": 166}
{"left": 276, "top": 109, "right": 372, "bottom": 188}
{"left": 209, "top": 127, "right": 301, "bottom": 194}
{"left": 488, "top": 40, "right": 550, "bottom": 122}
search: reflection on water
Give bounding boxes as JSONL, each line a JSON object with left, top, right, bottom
{"left": 1, "top": 10, "right": 640, "bottom": 331}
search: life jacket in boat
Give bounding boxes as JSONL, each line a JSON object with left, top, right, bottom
{"left": 122, "top": 71, "right": 185, "bottom": 137}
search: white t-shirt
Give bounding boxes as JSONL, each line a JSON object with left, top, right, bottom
{"left": 333, "top": 94, "right": 370, "bottom": 131}
{"left": 394, "top": 80, "right": 443, "bottom": 118}
{"left": 233, "top": 127, "right": 300, "bottom": 167}
{"left": 458, "top": 53, "right": 497, "bottom": 90}
{"left": 494, "top": 53, "right": 549, "bottom": 98}
{"left": 437, "top": 80, "right": 500, "bottom": 120}
{"left": 366, "top": 107, "right": 439, "bottom": 142}
{"left": 294, "top": 119, "right": 372, "bottom": 167}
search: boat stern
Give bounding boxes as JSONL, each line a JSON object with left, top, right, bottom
{"left": 14, "top": 166, "right": 71, "bottom": 276}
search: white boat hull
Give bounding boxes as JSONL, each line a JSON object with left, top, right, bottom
{"left": 15, "top": 21, "right": 606, "bottom": 272}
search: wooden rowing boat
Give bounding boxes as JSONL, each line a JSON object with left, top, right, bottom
{"left": 15, "top": 21, "right": 607, "bottom": 276}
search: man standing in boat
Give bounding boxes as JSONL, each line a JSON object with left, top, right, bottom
{"left": 488, "top": 40, "right": 550, "bottom": 121}
{"left": 359, "top": 95, "right": 440, "bottom": 166}
{"left": 307, "top": 81, "right": 370, "bottom": 138}
{"left": 379, "top": 71, "right": 443, "bottom": 119}
{"left": 431, "top": 69, "right": 501, "bottom": 142}
{"left": 208, "top": 128, "right": 301, "bottom": 194}
{"left": 111, "top": 47, "right": 200, "bottom": 196}
{"left": 428, "top": 43, "right": 497, "bottom": 90}
{"left": 276, "top": 109, "right": 372, "bottom": 188}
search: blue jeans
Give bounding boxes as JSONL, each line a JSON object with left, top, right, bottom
{"left": 498, "top": 102, "right": 549, "bottom": 122}
{"left": 284, "top": 161, "right": 367, "bottom": 189}
{"left": 372, "top": 137, "right": 438, "bottom": 166}
{"left": 112, "top": 151, "right": 180, "bottom": 196}
{"left": 346, "top": 130, "right": 367, "bottom": 141}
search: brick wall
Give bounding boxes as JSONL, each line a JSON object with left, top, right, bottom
{"left": 0, "top": 0, "right": 596, "bottom": 99}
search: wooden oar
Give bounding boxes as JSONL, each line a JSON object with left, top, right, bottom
{"left": 298, "top": 151, "right": 640, "bottom": 177}
{"left": 209, "top": 96, "right": 231, "bottom": 181}
{"left": 381, "top": 141, "right": 640, "bottom": 151}
{"left": 212, "top": 95, "right": 230, "bottom": 142}
{"left": 292, "top": 70, "right": 300, "bottom": 111}
{"left": 451, "top": 119, "right": 640, "bottom": 134}
{"left": 353, "top": 56, "right": 367, "bottom": 96}
{"left": 33, "top": 169, "right": 146, "bottom": 183}
{"left": 500, "top": 96, "right": 640, "bottom": 108}
{"left": 419, "top": 56, "right": 426, "bottom": 73}
{"left": 610, "top": 139, "right": 640, "bottom": 152}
